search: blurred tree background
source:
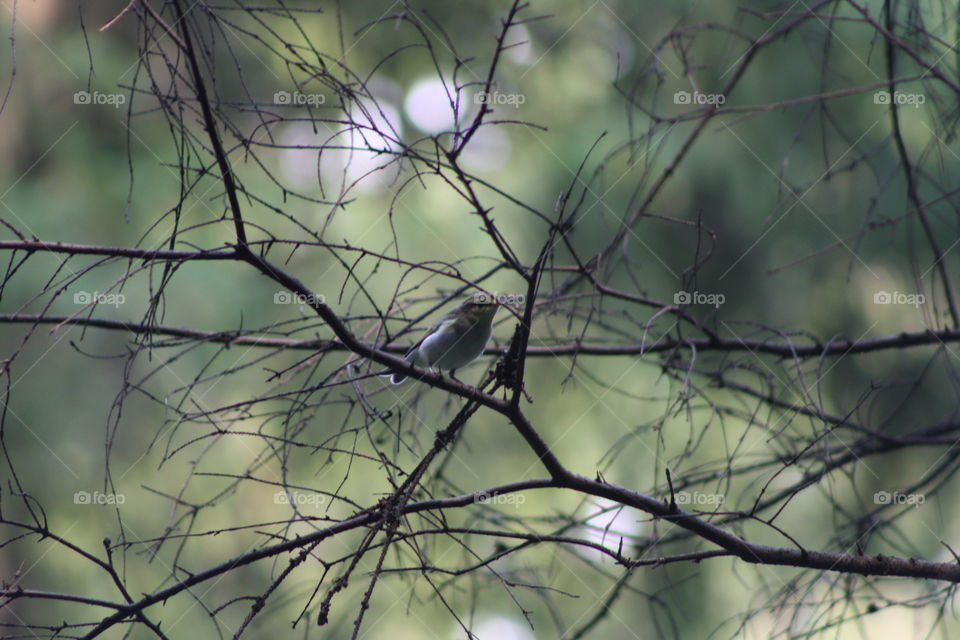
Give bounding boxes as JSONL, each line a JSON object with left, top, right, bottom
{"left": 2, "top": 1, "right": 960, "bottom": 638}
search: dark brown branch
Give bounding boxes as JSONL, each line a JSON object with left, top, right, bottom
{"left": 173, "top": 0, "right": 249, "bottom": 248}
{"left": 0, "top": 240, "right": 237, "bottom": 260}
{"left": 451, "top": 0, "right": 526, "bottom": 159}
{"left": 0, "top": 588, "right": 128, "bottom": 610}
{"left": 5, "top": 313, "right": 960, "bottom": 360}
{"left": 881, "top": 0, "right": 959, "bottom": 327}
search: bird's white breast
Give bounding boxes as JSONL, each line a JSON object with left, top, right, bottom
{"left": 418, "top": 320, "right": 492, "bottom": 371}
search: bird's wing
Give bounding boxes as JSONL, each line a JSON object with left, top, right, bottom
{"left": 400, "top": 311, "right": 448, "bottom": 358}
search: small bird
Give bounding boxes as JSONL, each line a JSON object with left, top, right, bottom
{"left": 390, "top": 293, "right": 500, "bottom": 384}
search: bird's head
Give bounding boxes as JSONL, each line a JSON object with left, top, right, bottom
{"left": 459, "top": 292, "right": 501, "bottom": 323}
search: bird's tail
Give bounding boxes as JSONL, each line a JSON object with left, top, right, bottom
{"left": 389, "top": 350, "right": 417, "bottom": 385}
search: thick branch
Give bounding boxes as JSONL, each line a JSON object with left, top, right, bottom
{"left": 74, "top": 477, "right": 960, "bottom": 638}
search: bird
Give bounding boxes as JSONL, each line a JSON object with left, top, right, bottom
{"left": 389, "top": 293, "right": 500, "bottom": 384}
